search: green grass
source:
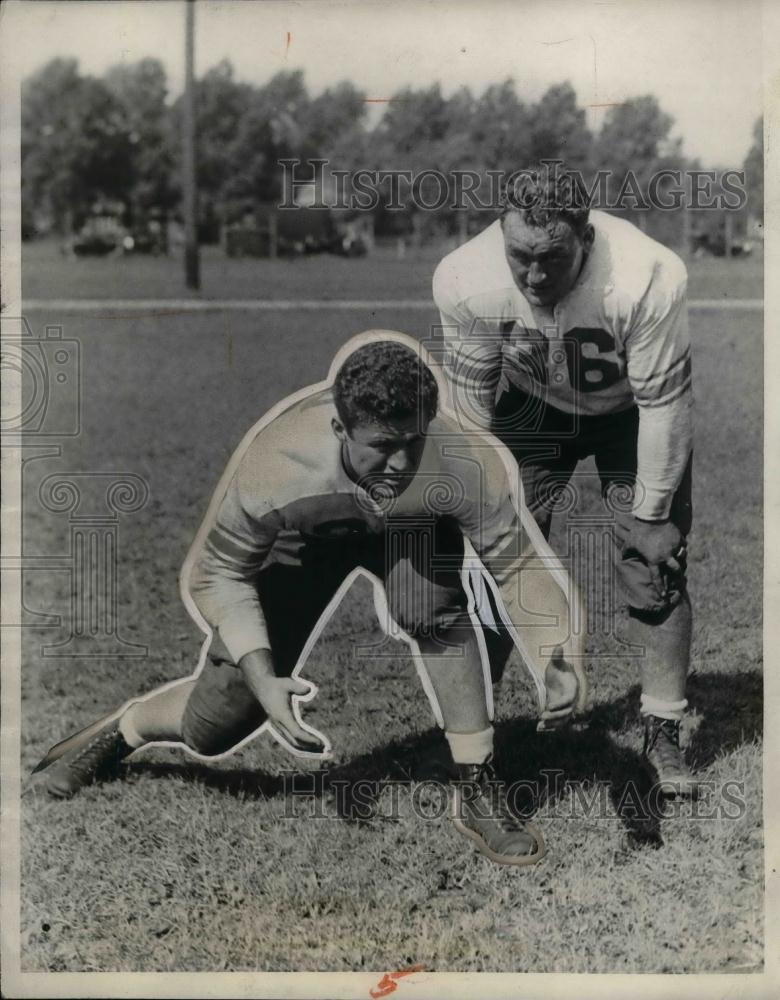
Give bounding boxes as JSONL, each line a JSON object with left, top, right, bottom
{"left": 17, "top": 252, "right": 763, "bottom": 973}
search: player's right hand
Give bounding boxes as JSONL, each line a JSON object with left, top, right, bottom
{"left": 625, "top": 517, "right": 686, "bottom": 602}
{"left": 253, "top": 675, "right": 326, "bottom": 753}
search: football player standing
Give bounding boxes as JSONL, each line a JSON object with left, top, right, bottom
{"left": 36, "top": 335, "right": 585, "bottom": 868}
{"left": 433, "top": 163, "right": 696, "bottom": 795}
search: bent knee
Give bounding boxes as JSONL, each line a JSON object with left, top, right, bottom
{"left": 180, "top": 664, "right": 267, "bottom": 757}
{"left": 180, "top": 715, "right": 243, "bottom": 757}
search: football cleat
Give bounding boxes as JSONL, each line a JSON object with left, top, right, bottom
{"left": 42, "top": 722, "right": 134, "bottom": 798}
{"left": 451, "top": 756, "right": 546, "bottom": 866}
{"left": 641, "top": 715, "right": 699, "bottom": 798}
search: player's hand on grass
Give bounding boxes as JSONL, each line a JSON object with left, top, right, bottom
{"left": 626, "top": 517, "right": 685, "bottom": 596}
{"left": 257, "top": 675, "right": 324, "bottom": 752}
{"left": 239, "top": 649, "right": 326, "bottom": 754}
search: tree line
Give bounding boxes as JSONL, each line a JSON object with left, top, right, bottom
{"left": 22, "top": 57, "right": 763, "bottom": 242}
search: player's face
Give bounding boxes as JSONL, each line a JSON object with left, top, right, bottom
{"left": 333, "top": 414, "right": 429, "bottom": 496}
{"left": 502, "top": 214, "right": 594, "bottom": 307}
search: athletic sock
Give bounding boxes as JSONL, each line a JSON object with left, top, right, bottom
{"left": 640, "top": 694, "right": 688, "bottom": 721}
{"left": 445, "top": 726, "right": 494, "bottom": 765}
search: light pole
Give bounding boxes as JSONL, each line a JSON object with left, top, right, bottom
{"left": 183, "top": 0, "right": 200, "bottom": 289}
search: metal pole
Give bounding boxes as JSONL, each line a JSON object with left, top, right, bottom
{"left": 183, "top": 0, "right": 200, "bottom": 289}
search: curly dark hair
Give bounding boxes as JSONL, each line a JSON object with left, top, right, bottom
{"left": 500, "top": 163, "right": 591, "bottom": 235}
{"left": 333, "top": 340, "right": 438, "bottom": 431}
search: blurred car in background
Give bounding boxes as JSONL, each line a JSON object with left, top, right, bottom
{"left": 67, "top": 216, "right": 124, "bottom": 257}
{"left": 122, "top": 219, "right": 167, "bottom": 256}
{"left": 65, "top": 204, "right": 168, "bottom": 257}
{"left": 691, "top": 229, "right": 754, "bottom": 258}
{"left": 225, "top": 205, "right": 368, "bottom": 259}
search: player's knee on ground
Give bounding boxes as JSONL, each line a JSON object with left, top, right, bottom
{"left": 181, "top": 656, "right": 267, "bottom": 757}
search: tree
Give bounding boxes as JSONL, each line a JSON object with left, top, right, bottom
{"left": 598, "top": 95, "right": 677, "bottom": 172}
{"left": 104, "top": 58, "right": 176, "bottom": 219}
{"left": 221, "top": 69, "right": 311, "bottom": 212}
{"left": 370, "top": 84, "right": 460, "bottom": 237}
{"left": 22, "top": 58, "right": 135, "bottom": 232}
{"left": 167, "top": 59, "right": 252, "bottom": 234}
{"left": 466, "top": 80, "right": 533, "bottom": 174}
{"left": 528, "top": 82, "right": 592, "bottom": 169}
{"left": 302, "top": 81, "right": 367, "bottom": 160}
{"left": 597, "top": 95, "right": 682, "bottom": 227}
{"left": 374, "top": 83, "right": 451, "bottom": 161}
{"left": 743, "top": 116, "right": 763, "bottom": 221}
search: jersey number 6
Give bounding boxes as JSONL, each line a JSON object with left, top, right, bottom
{"left": 506, "top": 323, "right": 623, "bottom": 394}
{"left": 562, "top": 327, "right": 622, "bottom": 393}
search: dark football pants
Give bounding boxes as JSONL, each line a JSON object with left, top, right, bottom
{"left": 484, "top": 390, "right": 692, "bottom": 682}
{"left": 181, "top": 518, "right": 468, "bottom": 756}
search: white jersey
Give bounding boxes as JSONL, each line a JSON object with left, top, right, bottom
{"left": 185, "top": 387, "right": 577, "bottom": 681}
{"left": 432, "top": 211, "right": 693, "bottom": 520}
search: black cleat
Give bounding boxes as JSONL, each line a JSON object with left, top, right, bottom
{"left": 44, "top": 723, "right": 134, "bottom": 799}
{"left": 451, "top": 756, "right": 546, "bottom": 867}
{"left": 641, "top": 715, "right": 699, "bottom": 798}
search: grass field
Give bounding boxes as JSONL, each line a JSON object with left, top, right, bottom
{"left": 22, "top": 237, "right": 764, "bottom": 302}
{"left": 16, "top": 244, "right": 763, "bottom": 974}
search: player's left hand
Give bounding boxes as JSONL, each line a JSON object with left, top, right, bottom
{"left": 625, "top": 517, "right": 685, "bottom": 595}
{"left": 537, "top": 646, "right": 587, "bottom": 732}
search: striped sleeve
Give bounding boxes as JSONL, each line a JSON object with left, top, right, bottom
{"left": 432, "top": 262, "right": 503, "bottom": 430}
{"left": 187, "top": 468, "right": 282, "bottom": 664}
{"left": 626, "top": 287, "right": 692, "bottom": 408}
{"left": 625, "top": 257, "right": 693, "bottom": 519}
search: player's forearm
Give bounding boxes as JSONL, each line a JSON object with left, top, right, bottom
{"left": 239, "top": 648, "right": 277, "bottom": 698}
{"left": 633, "top": 394, "right": 693, "bottom": 520}
{"left": 187, "top": 555, "right": 271, "bottom": 663}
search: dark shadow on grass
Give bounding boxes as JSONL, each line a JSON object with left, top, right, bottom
{"left": 685, "top": 668, "right": 762, "bottom": 767}
{"left": 567, "top": 668, "right": 763, "bottom": 767}
{"left": 124, "top": 725, "right": 449, "bottom": 809}
{"left": 125, "top": 758, "right": 289, "bottom": 799}
{"left": 125, "top": 718, "right": 664, "bottom": 843}
{"left": 493, "top": 709, "right": 663, "bottom": 849}
{"left": 121, "top": 668, "right": 761, "bottom": 843}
